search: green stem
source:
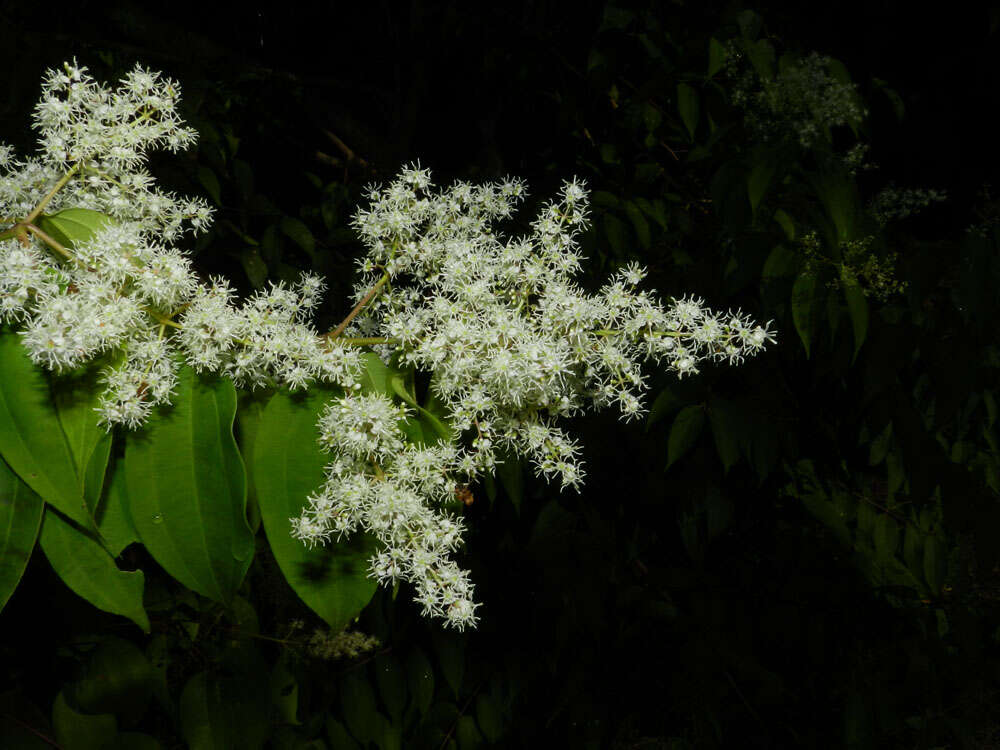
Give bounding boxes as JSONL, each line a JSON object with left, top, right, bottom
{"left": 338, "top": 336, "right": 399, "bottom": 347}
{"left": 325, "top": 272, "right": 390, "bottom": 342}
{"left": 143, "top": 307, "right": 183, "bottom": 329}
{"left": 25, "top": 164, "right": 79, "bottom": 225}
{"left": 24, "top": 223, "right": 73, "bottom": 260}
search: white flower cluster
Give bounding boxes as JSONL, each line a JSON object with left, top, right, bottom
{"left": 292, "top": 392, "right": 482, "bottom": 629}
{"left": 1, "top": 62, "right": 777, "bottom": 630}
{"left": 0, "top": 62, "right": 364, "bottom": 427}
{"left": 868, "top": 184, "right": 947, "bottom": 226}
{"left": 341, "top": 166, "right": 777, "bottom": 491}
{"left": 731, "top": 51, "right": 867, "bottom": 148}
{"left": 4, "top": 60, "right": 211, "bottom": 239}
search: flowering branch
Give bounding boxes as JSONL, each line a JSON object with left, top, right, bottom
{"left": 0, "top": 61, "right": 777, "bottom": 630}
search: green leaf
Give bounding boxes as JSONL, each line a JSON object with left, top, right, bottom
{"left": 197, "top": 167, "right": 221, "bottom": 206}
{"left": 902, "top": 524, "right": 923, "bottom": 579}
{"left": 708, "top": 37, "right": 727, "bottom": 77}
{"left": 872, "top": 78, "right": 905, "bottom": 122}
{"left": 432, "top": 629, "right": 466, "bottom": 699}
{"left": 624, "top": 201, "right": 651, "bottom": 249}
{"left": 236, "top": 392, "right": 272, "bottom": 535}
{"left": 746, "top": 39, "right": 776, "bottom": 81}
{"left": 405, "top": 647, "right": 435, "bottom": 720}
{"left": 868, "top": 422, "right": 893, "bottom": 467}
{"left": 747, "top": 154, "right": 777, "bottom": 216}
{"left": 389, "top": 368, "right": 417, "bottom": 408}
{"left": 676, "top": 83, "right": 700, "bottom": 140}
{"left": 761, "top": 244, "right": 797, "bottom": 282}
{"left": 0, "top": 456, "right": 44, "bottom": 612}
{"left": 39, "top": 507, "right": 149, "bottom": 632}
{"left": 708, "top": 397, "right": 742, "bottom": 475}
{"left": 280, "top": 217, "right": 316, "bottom": 260}
{"left": 495, "top": 452, "right": 523, "bottom": 515}
{"left": 923, "top": 536, "right": 945, "bottom": 595}
{"left": 646, "top": 385, "right": 684, "bottom": 431}
{"left": 123, "top": 366, "right": 253, "bottom": 604}
{"left": 36, "top": 208, "right": 112, "bottom": 249}
{"left": 270, "top": 659, "right": 299, "bottom": 726}
{"left": 68, "top": 637, "right": 154, "bottom": 724}
{"left": 95, "top": 459, "right": 139, "bottom": 558}
{"left": 239, "top": 248, "right": 268, "bottom": 289}
{"left": 666, "top": 405, "right": 705, "bottom": 469}
{"left": 252, "top": 387, "right": 377, "bottom": 630}
{"left": 50, "top": 363, "right": 113, "bottom": 515}
{"left": 810, "top": 172, "right": 858, "bottom": 244}
{"left": 179, "top": 669, "right": 269, "bottom": 750}
{"left": 232, "top": 159, "right": 255, "bottom": 200}
{"left": 340, "top": 670, "right": 382, "bottom": 747}
{"left": 475, "top": 694, "right": 503, "bottom": 743}
{"left": 604, "top": 213, "right": 628, "bottom": 256}
{"left": 791, "top": 269, "right": 819, "bottom": 358}
{"left": 841, "top": 269, "right": 869, "bottom": 364}
{"left": 635, "top": 197, "right": 668, "bottom": 230}
{"left": 590, "top": 191, "right": 620, "bottom": 209}
{"left": 375, "top": 653, "right": 407, "bottom": 722}
{"left": 388, "top": 367, "right": 452, "bottom": 446}
{"left": 773, "top": 209, "right": 796, "bottom": 240}
{"left": 456, "top": 716, "right": 482, "bottom": 748}
{"left": 52, "top": 690, "right": 117, "bottom": 750}
{"left": 0, "top": 329, "right": 97, "bottom": 531}
{"left": 873, "top": 514, "right": 900, "bottom": 562}
{"left": 326, "top": 717, "right": 361, "bottom": 750}
{"left": 360, "top": 352, "right": 392, "bottom": 395}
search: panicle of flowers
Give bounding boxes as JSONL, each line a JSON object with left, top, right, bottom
{"left": 5, "top": 60, "right": 211, "bottom": 240}
{"left": 291, "top": 390, "right": 482, "bottom": 631}
{"left": 868, "top": 184, "right": 947, "bottom": 226}
{"left": 0, "top": 61, "right": 363, "bottom": 427}
{"left": 281, "top": 620, "right": 381, "bottom": 661}
{"left": 340, "top": 166, "right": 776, "bottom": 492}
{"left": 731, "top": 51, "right": 867, "bottom": 149}
{"left": 305, "top": 627, "right": 381, "bottom": 661}
{"left": 1, "top": 63, "right": 778, "bottom": 632}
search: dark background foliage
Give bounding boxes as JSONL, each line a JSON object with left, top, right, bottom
{"left": 2, "top": 1, "right": 1000, "bottom": 748}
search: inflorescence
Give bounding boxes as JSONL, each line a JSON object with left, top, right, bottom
{"left": 0, "top": 61, "right": 776, "bottom": 630}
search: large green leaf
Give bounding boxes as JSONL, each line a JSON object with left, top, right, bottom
{"left": 39, "top": 507, "right": 148, "bottom": 631}
{"left": 0, "top": 455, "right": 44, "bottom": 612}
{"left": 747, "top": 149, "right": 777, "bottom": 217}
{"left": 707, "top": 37, "right": 726, "bottom": 77}
{"left": 35, "top": 208, "right": 112, "bottom": 249}
{"left": 51, "top": 690, "right": 116, "bottom": 750}
{"left": 179, "top": 668, "right": 270, "bottom": 750}
{"left": 708, "top": 397, "right": 742, "bottom": 475}
{"left": 791, "top": 269, "right": 819, "bottom": 359}
{"left": 235, "top": 391, "right": 273, "bottom": 535}
{"left": 340, "top": 670, "right": 383, "bottom": 747}
{"left": 405, "top": 647, "right": 435, "bottom": 721}
{"left": 95, "top": 458, "right": 140, "bottom": 558}
{"left": 666, "top": 405, "right": 705, "bottom": 469}
{"left": 67, "top": 637, "right": 154, "bottom": 724}
{"left": 50, "top": 364, "right": 113, "bottom": 515}
{"left": 810, "top": 172, "right": 858, "bottom": 244}
{"left": 676, "top": 83, "right": 700, "bottom": 140}
{"left": 841, "top": 268, "right": 869, "bottom": 364}
{"left": 123, "top": 366, "right": 253, "bottom": 604}
{"left": 0, "top": 329, "right": 96, "bottom": 531}
{"left": 252, "top": 387, "right": 377, "bottom": 630}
